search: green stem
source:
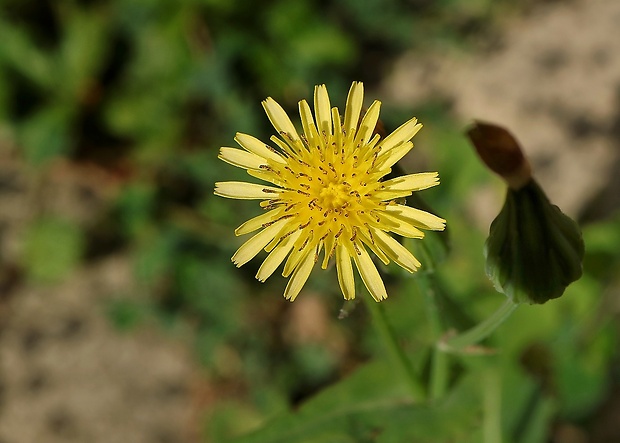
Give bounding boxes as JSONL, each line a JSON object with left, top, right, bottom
{"left": 442, "top": 299, "right": 519, "bottom": 352}
{"left": 483, "top": 369, "right": 502, "bottom": 443}
{"left": 430, "top": 348, "right": 449, "bottom": 400}
{"left": 362, "top": 293, "right": 425, "bottom": 402}
{"left": 415, "top": 277, "right": 449, "bottom": 401}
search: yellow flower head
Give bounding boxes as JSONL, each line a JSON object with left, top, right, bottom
{"left": 214, "top": 82, "right": 445, "bottom": 302}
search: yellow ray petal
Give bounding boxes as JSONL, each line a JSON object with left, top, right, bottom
{"left": 314, "top": 84, "right": 332, "bottom": 136}
{"left": 282, "top": 232, "right": 313, "bottom": 277}
{"left": 352, "top": 242, "right": 387, "bottom": 301}
{"left": 377, "top": 211, "right": 425, "bottom": 238}
{"left": 232, "top": 219, "right": 287, "bottom": 267}
{"left": 353, "top": 100, "right": 381, "bottom": 148}
{"left": 218, "top": 147, "right": 267, "bottom": 170}
{"left": 336, "top": 242, "right": 355, "bottom": 300}
{"left": 372, "top": 228, "right": 421, "bottom": 273}
{"left": 235, "top": 209, "right": 284, "bottom": 236}
{"left": 331, "top": 107, "right": 343, "bottom": 150}
{"left": 343, "top": 82, "right": 364, "bottom": 145}
{"left": 374, "top": 141, "right": 414, "bottom": 170}
{"left": 357, "top": 228, "right": 390, "bottom": 265}
{"left": 247, "top": 169, "right": 285, "bottom": 187}
{"left": 381, "top": 172, "right": 439, "bottom": 193}
{"left": 284, "top": 245, "right": 317, "bottom": 301}
{"left": 378, "top": 118, "right": 421, "bottom": 153}
{"left": 299, "top": 99, "right": 320, "bottom": 148}
{"left": 321, "top": 232, "right": 335, "bottom": 269}
{"left": 214, "top": 181, "right": 281, "bottom": 200}
{"left": 235, "top": 133, "right": 286, "bottom": 164}
{"left": 385, "top": 205, "right": 446, "bottom": 231}
{"left": 262, "top": 97, "right": 301, "bottom": 145}
{"left": 256, "top": 230, "right": 300, "bottom": 282}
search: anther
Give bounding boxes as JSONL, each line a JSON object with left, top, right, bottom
{"left": 299, "top": 218, "right": 313, "bottom": 229}
{"left": 335, "top": 225, "right": 344, "bottom": 238}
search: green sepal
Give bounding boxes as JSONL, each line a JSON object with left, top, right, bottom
{"left": 484, "top": 180, "right": 584, "bottom": 304}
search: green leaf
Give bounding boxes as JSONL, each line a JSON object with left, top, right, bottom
{"left": 230, "top": 361, "right": 482, "bottom": 443}
{"left": 0, "top": 20, "right": 54, "bottom": 89}
{"left": 484, "top": 180, "right": 584, "bottom": 304}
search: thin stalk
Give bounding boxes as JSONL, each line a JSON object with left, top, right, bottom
{"left": 442, "top": 299, "right": 518, "bottom": 352}
{"left": 483, "top": 369, "right": 502, "bottom": 443}
{"left": 362, "top": 293, "right": 425, "bottom": 402}
{"left": 415, "top": 277, "right": 449, "bottom": 401}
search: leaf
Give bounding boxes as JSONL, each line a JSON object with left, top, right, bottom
{"left": 230, "top": 360, "right": 482, "bottom": 443}
{"left": 484, "top": 180, "right": 584, "bottom": 304}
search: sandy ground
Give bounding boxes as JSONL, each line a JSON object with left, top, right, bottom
{"left": 385, "top": 0, "right": 620, "bottom": 223}
{"left": 0, "top": 153, "right": 201, "bottom": 442}
{"left": 1, "top": 0, "right": 620, "bottom": 442}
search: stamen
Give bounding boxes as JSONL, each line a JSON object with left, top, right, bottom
{"left": 262, "top": 214, "right": 295, "bottom": 227}
{"left": 365, "top": 224, "right": 375, "bottom": 244}
{"left": 299, "top": 218, "right": 313, "bottom": 229}
{"left": 334, "top": 225, "right": 344, "bottom": 238}
{"left": 298, "top": 235, "right": 311, "bottom": 251}
{"left": 350, "top": 227, "right": 357, "bottom": 242}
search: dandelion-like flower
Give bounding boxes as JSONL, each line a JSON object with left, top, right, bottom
{"left": 214, "top": 82, "right": 445, "bottom": 302}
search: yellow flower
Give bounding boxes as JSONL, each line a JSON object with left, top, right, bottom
{"left": 214, "top": 82, "right": 445, "bottom": 302}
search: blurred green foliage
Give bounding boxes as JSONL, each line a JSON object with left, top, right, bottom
{"left": 1, "top": 0, "right": 618, "bottom": 442}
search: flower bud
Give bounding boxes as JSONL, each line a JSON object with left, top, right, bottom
{"left": 466, "top": 122, "right": 532, "bottom": 190}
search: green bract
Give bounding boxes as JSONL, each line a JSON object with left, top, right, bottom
{"left": 485, "top": 180, "right": 584, "bottom": 304}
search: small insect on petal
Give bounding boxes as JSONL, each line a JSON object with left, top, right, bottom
{"left": 214, "top": 182, "right": 281, "bottom": 200}
{"left": 219, "top": 147, "right": 268, "bottom": 170}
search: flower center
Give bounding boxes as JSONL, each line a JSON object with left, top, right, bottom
{"left": 318, "top": 181, "right": 349, "bottom": 210}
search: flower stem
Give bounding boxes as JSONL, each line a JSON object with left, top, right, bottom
{"left": 483, "top": 369, "right": 503, "bottom": 443}
{"left": 441, "top": 299, "right": 519, "bottom": 352}
{"left": 362, "top": 293, "right": 425, "bottom": 402}
{"left": 415, "top": 277, "right": 449, "bottom": 401}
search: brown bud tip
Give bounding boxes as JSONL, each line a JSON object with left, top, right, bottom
{"left": 466, "top": 121, "right": 532, "bottom": 189}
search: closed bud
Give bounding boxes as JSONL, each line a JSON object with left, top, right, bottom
{"left": 466, "top": 121, "right": 532, "bottom": 190}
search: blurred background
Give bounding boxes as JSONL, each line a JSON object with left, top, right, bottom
{"left": 0, "top": 0, "right": 619, "bottom": 442}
